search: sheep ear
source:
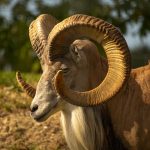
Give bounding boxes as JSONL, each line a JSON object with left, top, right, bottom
{"left": 70, "top": 45, "right": 81, "bottom": 63}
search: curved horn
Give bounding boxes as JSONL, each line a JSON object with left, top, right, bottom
{"left": 16, "top": 71, "right": 36, "bottom": 98}
{"left": 29, "top": 14, "right": 58, "bottom": 60}
{"left": 48, "top": 14, "right": 131, "bottom": 106}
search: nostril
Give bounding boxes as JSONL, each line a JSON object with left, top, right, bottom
{"left": 30, "top": 104, "right": 38, "bottom": 113}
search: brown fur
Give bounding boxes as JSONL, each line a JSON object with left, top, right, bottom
{"left": 30, "top": 39, "right": 150, "bottom": 150}
{"left": 107, "top": 63, "right": 150, "bottom": 149}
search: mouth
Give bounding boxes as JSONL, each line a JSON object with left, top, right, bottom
{"left": 31, "top": 102, "right": 58, "bottom": 122}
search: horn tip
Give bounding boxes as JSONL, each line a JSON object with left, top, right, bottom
{"left": 16, "top": 71, "right": 21, "bottom": 79}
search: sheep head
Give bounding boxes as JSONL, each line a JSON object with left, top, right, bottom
{"left": 16, "top": 14, "right": 131, "bottom": 122}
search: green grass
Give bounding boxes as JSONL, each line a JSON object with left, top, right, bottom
{"left": 0, "top": 71, "right": 40, "bottom": 87}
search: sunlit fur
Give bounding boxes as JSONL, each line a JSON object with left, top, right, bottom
{"left": 30, "top": 39, "right": 150, "bottom": 150}
{"left": 59, "top": 47, "right": 126, "bottom": 149}
{"left": 60, "top": 104, "right": 126, "bottom": 150}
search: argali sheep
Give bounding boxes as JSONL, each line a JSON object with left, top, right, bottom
{"left": 16, "top": 14, "right": 150, "bottom": 150}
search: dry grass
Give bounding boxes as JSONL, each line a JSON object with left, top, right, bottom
{"left": 0, "top": 72, "right": 69, "bottom": 150}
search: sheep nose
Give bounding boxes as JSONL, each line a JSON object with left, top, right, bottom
{"left": 30, "top": 104, "right": 38, "bottom": 113}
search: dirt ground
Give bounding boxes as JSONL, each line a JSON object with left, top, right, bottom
{"left": 0, "top": 86, "right": 69, "bottom": 150}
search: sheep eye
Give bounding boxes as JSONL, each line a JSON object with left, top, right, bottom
{"left": 60, "top": 67, "right": 70, "bottom": 74}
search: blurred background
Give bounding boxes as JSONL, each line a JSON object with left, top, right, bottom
{"left": 0, "top": 0, "right": 150, "bottom": 72}
{"left": 0, "top": 1, "right": 150, "bottom": 149}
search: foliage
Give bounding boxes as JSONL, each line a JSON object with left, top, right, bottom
{"left": 112, "top": 0, "right": 150, "bottom": 36}
{"left": 0, "top": 0, "right": 149, "bottom": 72}
{"left": 131, "top": 46, "right": 150, "bottom": 68}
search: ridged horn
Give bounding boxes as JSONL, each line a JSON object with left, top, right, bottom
{"left": 29, "top": 14, "right": 58, "bottom": 60}
{"left": 16, "top": 71, "right": 36, "bottom": 98}
{"left": 48, "top": 14, "right": 131, "bottom": 106}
